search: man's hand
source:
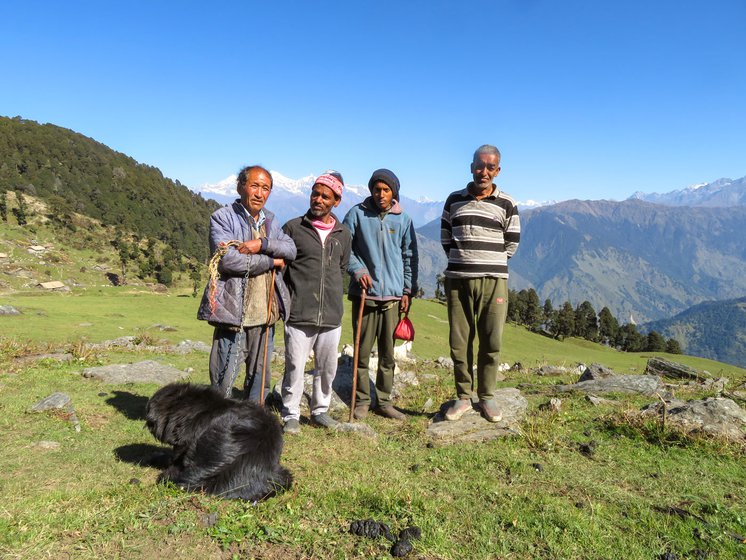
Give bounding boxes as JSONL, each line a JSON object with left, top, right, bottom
{"left": 399, "top": 294, "right": 411, "bottom": 314}
{"left": 237, "top": 239, "right": 262, "bottom": 255}
{"left": 358, "top": 273, "right": 373, "bottom": 291}
{"left": 273, "top": 258, "right": 285, "bottom": 269}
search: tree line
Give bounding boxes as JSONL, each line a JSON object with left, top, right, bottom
{"left": 434, "top": 274, "right": 680, "bottom": 353}
{"left": 507, "top": 287, "right": 682, "bottom": 353}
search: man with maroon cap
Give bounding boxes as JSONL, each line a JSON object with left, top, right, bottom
{"left": 280, "top": 173, "right": 352, "bottom": 434}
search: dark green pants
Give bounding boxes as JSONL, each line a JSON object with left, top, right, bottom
{"left": 352, "top": 298, "right": 399, "bottom": 408}
{"left": 446, "top": 276, "right": 508, "bottom": 401}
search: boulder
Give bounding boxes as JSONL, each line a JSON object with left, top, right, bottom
{"left": 426, "top": 389, "right": 528, "bottom": 444}
{"left": 80, "top": 360, "right": 189, "bottom": 385}
{"left": 536, "top": 365, "right": 569, "bottom": 377}
{"left": 171, "top": 340, "right": 211, "bottom": 354}
{"left": 0, "top": 305, "right": 21, "bottom": 316}
{"left": 15, "top": 352, "right": 73, "bottom": 365}
{"left": 38, "top": 280, "right": 66, "bottom": 290}
{"left": 554, "top": 374, "right": 663, "bottom": 396}
{"left": 645, "top": 357, "right": 711, "bottom": 382}
{"left": 641, "top": 397, "right": 746, "bottom": 441}
{"left": 586, "top": 395, "right": 620, "bottom": 407}
{"left": 29, "top": 392, "right": 81, "bottom": 432}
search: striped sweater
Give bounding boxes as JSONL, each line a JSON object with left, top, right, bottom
{"left": 440, "top": 184, "right": 521, "bottom": 279}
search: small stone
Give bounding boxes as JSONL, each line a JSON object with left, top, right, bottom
{"left": 578, "top": 363, "right": 617, "bottom": 382}
{"left": 98, "top": 392, "right": 108, "bottom": 397}
{"left": 200, "top": 512, "right": 219, "bottom": 527}
{"left": 30, "top": 392, "right": 72, "bottom": 412}
{"left": 0, "top": 305, "right": 21, "bottom": 316}
{"left": 129, "top": 478, "right": 141, "bottom": 485}
{"left": 33, "top": 440, "right": 60, "bottom": 450}
{"left": 536, "top": 365, "right": 567, "bottom": 376}
{"left": 540, "top": 398, "right": 562, "bottom": 412}
{"left": 531, "top": 463, "right": 543, "bottom": 472}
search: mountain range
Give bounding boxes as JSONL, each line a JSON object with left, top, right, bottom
{"left": 629, "top": 176, "right": 746, "bottom": 207}
{"left": 199, "top": 172, "right": 444, "bottom": 228}
{"left": 3, "top": 115, "right": 745, "bottom": 366}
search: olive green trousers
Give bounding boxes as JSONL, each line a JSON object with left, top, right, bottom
{"left": 445, "top": 276, "right": 508, "bottom": 401}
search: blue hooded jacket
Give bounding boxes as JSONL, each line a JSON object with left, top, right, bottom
{"left": 343, "top": 197, "right": 418, "bottom": 300}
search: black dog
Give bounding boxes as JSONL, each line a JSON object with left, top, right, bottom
{"left": 145, "top": 383, "right": 292, "bottom": 501}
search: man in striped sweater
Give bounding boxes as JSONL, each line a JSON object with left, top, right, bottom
{"left": 440, "top": 144, "right": 521, "bottom": 423}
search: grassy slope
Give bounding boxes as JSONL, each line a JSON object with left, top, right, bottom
{"left": 1, "top": 292, "right": 745, "bottom": 560}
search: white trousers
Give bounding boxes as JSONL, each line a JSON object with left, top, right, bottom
{"left": 281, "top": 323, "right": 341, "bottom": 422}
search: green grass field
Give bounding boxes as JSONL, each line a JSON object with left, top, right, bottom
{"left": 1, "top": 292, "right": 745, "bottom": 559}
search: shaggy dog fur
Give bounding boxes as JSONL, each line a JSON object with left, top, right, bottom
{"left": 145, "top": 383, "right": 292, "bottom": 501}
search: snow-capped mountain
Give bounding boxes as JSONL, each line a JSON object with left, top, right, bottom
{"left": 198, "top": 171, "right": 438, "bottom": 226}
{"left": 197, "top": 171, "right": 552, "bottom": 226}
{"left": 628, "top": 176, "right": 746, "bottom": 207}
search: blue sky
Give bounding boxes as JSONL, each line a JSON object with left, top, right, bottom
{"left": 2, "top": 0, "right": 744, "bottom": 203}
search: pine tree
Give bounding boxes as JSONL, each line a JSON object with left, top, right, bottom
{"left": 645, "top": 330, "right": 667, "bottom": 352}
{"left": 435, "top": 274, "right": 446, "bottom": 301}
{"left": 598, "top": 307, "right": 620, "bottom": 345}
{"left": 617, "top": 323, "right": 646, "bottom": 352}
{"left": 555, "top": 301, "right": 576, "bottom": 339}
{"left": 665, "top": 338, "right": 682, "bottom": 354}
{"left": 574, "top": 301, "right": 599, "bottom": 341}
{"left": 523, "top": 288, "right": 543, "bottom": 330}
{"left": 190, "top": 265, "right": 202, "bottom": 298}
{"left": 542, "top": 298, "right": 555, "bottom": 335}
{"left": 12, "top": 191, "right": 28, "bottom": 226}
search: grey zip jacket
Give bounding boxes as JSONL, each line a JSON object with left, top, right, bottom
{"left": 197, "top": 201, "right": 296, "bottom": 326}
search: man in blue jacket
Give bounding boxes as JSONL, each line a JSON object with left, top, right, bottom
{"left": 343, "top": 169, "right": 418, "bottom": 420}
{"left": 197, "top": 165, "right": 296, "bottom": 402}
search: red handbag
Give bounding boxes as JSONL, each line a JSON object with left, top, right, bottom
{"left": 393, "top": 313, "right": 415, "bottom": 342}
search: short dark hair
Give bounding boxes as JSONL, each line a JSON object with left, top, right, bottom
{"left": 237, "top": 165, "right": 273, "bottom": 191}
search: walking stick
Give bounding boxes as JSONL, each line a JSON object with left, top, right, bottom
{"left": 349, "top": 288, "right": 367, "bottom": 422}
{"left": 260, "top": 267, "right": 277, "bottom": 405}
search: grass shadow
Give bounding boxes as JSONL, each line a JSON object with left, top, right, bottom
{"left": 106, "top": 390, "right": 149, "bottom": 420}
{"left": 114, "top": 443, "right": 171, "bottom": 468}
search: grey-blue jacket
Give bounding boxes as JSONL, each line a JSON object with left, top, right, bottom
{"left": 197, "top": 201, "right": 296, "bottom": 326}
{"left": 343, "top": 197, "right": 418, "bottom": 301}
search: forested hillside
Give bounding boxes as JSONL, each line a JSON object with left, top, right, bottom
{"left": 0, "top": 116, "right": 220, "bottom": 260}
{"left": 643, "top": 297, "right": 746, "bottom": 368}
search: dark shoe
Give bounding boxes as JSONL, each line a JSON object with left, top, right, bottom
{"left": 310, "top": 412, "right": 339, "bottom": 429}
{"left": 375, "top": 405, "right": 406, "bottom": 420}
{"left": 479, "top": 399, "right": 503, "bottom": 423}
{"left": 444, "top": 398, "right": 472, "bottom": 421}
{"left": 353, "top": 404, "right": 369, "bottom": 420}
{"left": 283, "top": 418, "right": 301, "bottom": 435}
